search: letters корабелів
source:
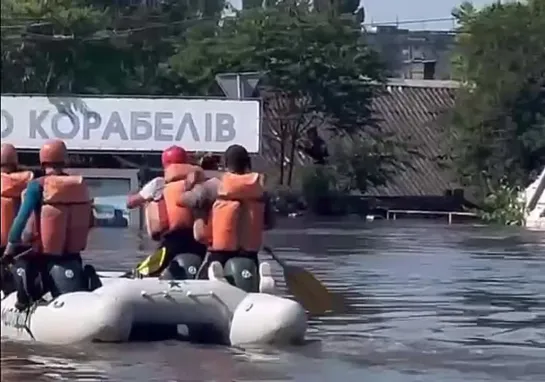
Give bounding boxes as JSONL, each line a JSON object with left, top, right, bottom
{"left": 1, "top": 110, "right": 237, "bottom": 143}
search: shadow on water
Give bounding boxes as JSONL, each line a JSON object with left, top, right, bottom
{"left": 2, "top": 221, "right": 545, "bottom": 381}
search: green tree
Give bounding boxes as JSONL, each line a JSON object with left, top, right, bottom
{"left": 329, "top": 137, "right": 415, "bottom": 194}
{"left": 1, "top": 0, "right": 113, "bottom": 94}
{"left": 170, "top": 2, "right": 389, "bottom": 185}
{"left": 1, "top": 0, "right": 226, "bottom": 95}
{"left": 450, "top": 0, "right": 545, "bottom": 202}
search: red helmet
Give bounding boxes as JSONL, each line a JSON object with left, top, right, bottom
{"left": 161, "top": 145, "right": 187, "bottom": 167}
{"left": 0, "top": 143, "right": 18, "bottom": 166}
{"left": 39, "top": 139, "right": 67, "bottom": 164}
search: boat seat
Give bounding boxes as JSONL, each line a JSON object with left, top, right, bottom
{"left": 258, "top": 262, "right": 277, "bottom": 295}
{"left": 207, "top": 261, "right": 228, "bottom": 284}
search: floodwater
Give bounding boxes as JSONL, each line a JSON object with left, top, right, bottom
{"left": 2, "top": 219, "right": 544, "bottom": 382}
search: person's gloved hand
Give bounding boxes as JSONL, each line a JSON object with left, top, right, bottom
{"left": 138, "top": 177, "right": 165, "bottom": 201}
{"left": 2, "top": 242, "right": 18, "bottom": 263}
{"left": 185, "top": 171, "right": 199, "bottom": 191}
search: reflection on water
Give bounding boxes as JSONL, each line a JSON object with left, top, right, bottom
{"left": 2, "top": 222, "right": 544, "bottom": 382}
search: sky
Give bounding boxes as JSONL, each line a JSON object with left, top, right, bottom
{"left": 363, "top": 0, "right": 497, "bottom": 30}
{"left": 229, "top": 0, "right": 497, "bottom": 30}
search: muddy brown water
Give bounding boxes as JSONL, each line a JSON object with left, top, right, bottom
{"left": 1, "top": 219, "right": 544, "bottom": 382}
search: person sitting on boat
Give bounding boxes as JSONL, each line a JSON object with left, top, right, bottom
{"left": 1, "top": 143, "right": 34, "bottom": 257}
{"left": 127, "top": 145, "right": 207, "bottom": 276}
{"left": 1, "top": 143, "right": 34, "bottom": 296}
{"left": 189, "top": 153, "right": 221, "bottom": 257}
{"left": 3, "top": 139, "right": 95, "bottom": 311}
{"left": 178, "top": 144, "right": 276, "bottom": 282}
{"left": 198, "top": 152, "right": 221, "bottom": 174}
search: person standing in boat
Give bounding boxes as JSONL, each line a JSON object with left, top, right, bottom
{"left": 178, "top": 144, "right": 276, "bottom": 277}
{"left": 127, "top": 145, "right": 207, "bottom": 275}
{"left": 3, "top": 139, "right": 95, "bottom": 310}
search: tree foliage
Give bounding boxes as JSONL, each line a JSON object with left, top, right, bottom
{"left": 450, "top": 0, "right": 545, "bottom": 201}
{"left": 1, "top": 0, "right": 225, "bottom": 95}
{"left": 329, "top": 137, "right": 414, "bottom": 194}
{"left": 171, "top": 1, "right": 390, "bottom": 185}
{"left": 2, "top": 0, "right": 410, "bottom": 199}
{"left": 473, "top": 178, "right": 526, "bottom": 226}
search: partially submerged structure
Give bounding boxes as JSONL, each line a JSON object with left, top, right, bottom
{"left": 259, "top": 78, "right": 475, "bottom": 219}
{"left": 523, "top": 168, "right": 545, "bottom": 230}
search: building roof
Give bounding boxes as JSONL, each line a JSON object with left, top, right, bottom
{"left": 365, "top": 79, "right": 460, "bottom": 196}
{"left": 259, "top": 79, "right": 461, "bottom": 196}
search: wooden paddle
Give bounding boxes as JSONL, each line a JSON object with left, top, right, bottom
{"left": 262, "top": 246, "right": 337, "bottom": 316}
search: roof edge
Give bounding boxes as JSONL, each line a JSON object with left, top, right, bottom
{"left": 386, "top": 78, "right": 461, "bottom": 89}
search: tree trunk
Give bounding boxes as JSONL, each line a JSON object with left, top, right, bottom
{"left": 278, "top": 122, "right": 286, "bottom": 185}
{"left": 287, "top": 126, "right": 298, "bottom": 186}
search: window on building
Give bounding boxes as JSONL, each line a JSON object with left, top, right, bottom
{"left": 423, "top": 61, "right": 436, "bottom": 80}
{"left": 87, "top": 178, "right": 131, "bottom": 228}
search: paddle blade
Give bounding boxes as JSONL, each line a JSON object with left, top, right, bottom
{"left": 136, "top": 247, "right": 167, "bottom": 276}
{"left": 283, "top": 265, "right": 335, "bottom": 316}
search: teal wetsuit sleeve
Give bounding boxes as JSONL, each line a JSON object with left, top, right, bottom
{"left": 8, "top": 180, "right": 42, "bottom": 244}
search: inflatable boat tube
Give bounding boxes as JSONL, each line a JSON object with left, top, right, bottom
{"left": 159, "top": 254, "right": 260, "bottom": 293}
{"left": 1, "top": 263, "right": 307, "bottom": 346}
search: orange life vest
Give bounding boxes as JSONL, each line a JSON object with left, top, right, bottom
{"left": 26, "top": 175, "right": 93, "bottom": 255}
{"left": 0, "top": 171, "right": 34, "bottom": 247}
{"left": 144, "top": 163, "right": 204, "bottom": 239}
{"left": 207, "top": 172, "right": 266, "bottom": 252}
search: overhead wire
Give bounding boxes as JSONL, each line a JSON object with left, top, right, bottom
{"left": 363, "top": 16, "right": 456, "bottom": 27}
{"left": 0, "top": 13, "right": 474, "bottom": 59}
{"left": 1, "top": 15, "right": 459, "bottom": 28}
{"left": 0, "top": 14, "right": 221, "bottom": 42}
{"left": 1, "top": 14, "right": 461, "bottom": 39}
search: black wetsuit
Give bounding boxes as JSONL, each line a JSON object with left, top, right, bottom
{"left": 0, "top": 246, "right": 15, "bottom": 296}
{"left": 10, "top": 251, "right": 85, "bottom": 308}
{"left": 153, "top": 228, "right": 207, "bottom": 276}
{"left": 197, "top": 250, "right": 259, "bottom": 279}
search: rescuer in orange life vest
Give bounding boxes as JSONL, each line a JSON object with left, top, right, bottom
{"left": 126, "top": 145, "right": 207, "bottom": 275}
{"left": 3, "top": 139, "right": 95, "bottom": 311}
{"left": 1, "top": 143, "right": 34, "bottom": 256}
{"left": 178, "top": 144, "right": 276, "bottom": 277}
{"left": 1, "top": 143, "right": 34, "bottom": 296}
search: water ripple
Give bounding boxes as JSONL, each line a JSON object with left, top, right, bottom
{"left": 2, "top": 222, "right": 545, "bottom": 382}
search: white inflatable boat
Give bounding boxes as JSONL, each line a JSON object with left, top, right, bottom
{"left": 0, "top": 262, "right": 307, "bottom": 346}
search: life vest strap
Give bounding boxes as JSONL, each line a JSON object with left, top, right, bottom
{"left": 43, "top": 201, "right": 91, "bottom": 206}
{"left": 215, "top": 195, "right": 266, "bottom": 202}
